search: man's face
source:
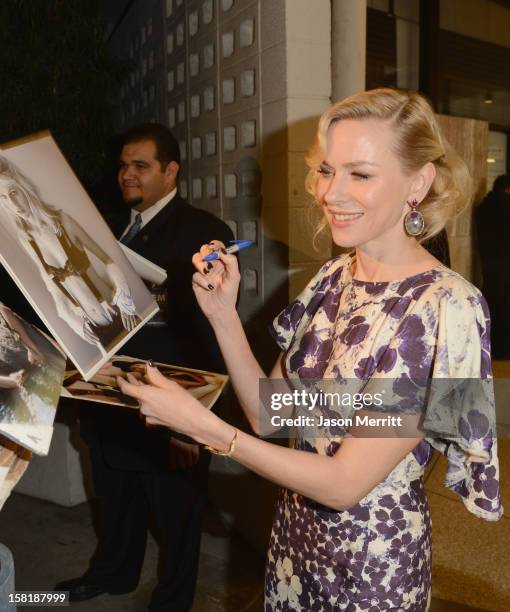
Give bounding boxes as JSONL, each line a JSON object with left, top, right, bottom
{"left": 118, "top": 139, "right": 177, "bottom": 211}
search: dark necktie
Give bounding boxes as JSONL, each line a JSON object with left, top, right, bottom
{"left": 120, "top": 213, "right": 142, "bottom": 245}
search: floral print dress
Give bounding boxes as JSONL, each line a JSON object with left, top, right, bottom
{"left": 265, "top": 254, "right": 502, "bottom": 611}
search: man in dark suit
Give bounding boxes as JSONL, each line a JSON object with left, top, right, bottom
{"left": 55, "top": 123, "right": 233, "bottom": 611}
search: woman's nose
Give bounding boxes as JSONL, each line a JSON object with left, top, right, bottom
{"left": 323, "top": 173, "right": 348, "bottom": 206}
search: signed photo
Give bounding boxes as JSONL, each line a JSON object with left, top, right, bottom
{"left": 0, "top": 303, "right": 66, "bottom": 455}
{"left": 0, "top": 132, "right": 159, "bottom": 379}
{"left": 62, "top": 356, "right": 228, "bottom": 411}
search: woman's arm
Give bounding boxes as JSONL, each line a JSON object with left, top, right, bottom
{"left": 119, "top": 368, "right": 422, "bottom": 511}
{"left": 191, "top": 243, "right": 292, "bottom": 434}
{"left": 62, "top": 213, "right": 138, "bottom": 330}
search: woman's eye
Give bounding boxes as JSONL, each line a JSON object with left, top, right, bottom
{"left": 317, "top": 166, "right": 333, "bottom": 177}
{"left": 351, "top": 172, "right": 370, "bottom": 180}
{"left": 9, "top": 189, "right": 18, "bottom": 196}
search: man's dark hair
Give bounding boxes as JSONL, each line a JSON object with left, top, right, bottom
{"left": 492, "top": 174, "right": 510, "bottom": 194}
{"left": 121, "top": 123, "right": 180, "bottom": 170}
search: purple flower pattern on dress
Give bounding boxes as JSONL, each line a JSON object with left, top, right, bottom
{"left": 266, "top": 254, "right": 501, "bottom": 610}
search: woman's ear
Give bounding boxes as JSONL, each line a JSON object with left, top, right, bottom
{"left": 409, "top": 162, "right": 436, "bottom": 203}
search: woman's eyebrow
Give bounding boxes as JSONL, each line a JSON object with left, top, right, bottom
{"left": 343, "top": 161, "right": 381, "bottom": 168}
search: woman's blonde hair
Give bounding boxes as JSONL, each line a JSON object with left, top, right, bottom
{"left": 0, "top": 156, "right": 61, "bottom": 234}
{"left": 306, "top": 88, "right": 473, "bottom": 243}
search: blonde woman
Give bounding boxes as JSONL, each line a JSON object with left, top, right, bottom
{"left": 119, "top": 89, "right": 502, "bottom": 610}
{"left": 0, "top": 157, "right": 138, "bottom": 354}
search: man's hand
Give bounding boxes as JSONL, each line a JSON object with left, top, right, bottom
{"left": 168, "top": 438, "right": 200, "bottom": 470}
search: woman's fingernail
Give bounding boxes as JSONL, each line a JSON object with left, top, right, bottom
{"left": 207, "top": 262, "right": 213, "bottom": 270}
{"left": 208, "top": 284, "right": 214, "bottom": 290}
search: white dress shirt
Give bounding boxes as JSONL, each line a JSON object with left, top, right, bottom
{"left": 120, "top": 188, "right": 177, "bottom": 240}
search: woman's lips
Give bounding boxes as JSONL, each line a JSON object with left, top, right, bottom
{"left": 328, "top": 210, "right": 364, "bottom": 226}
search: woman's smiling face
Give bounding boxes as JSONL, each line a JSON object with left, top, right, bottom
{"left": 316, "top": 118, "right": 415, "bottom": 249}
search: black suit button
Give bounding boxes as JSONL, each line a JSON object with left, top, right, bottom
{"left": 142, "top": 234, "right": 149, "bottom": 241}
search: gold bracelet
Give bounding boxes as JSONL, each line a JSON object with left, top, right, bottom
{"left": 204, "top": 428, "right": 238, "bottom": 457}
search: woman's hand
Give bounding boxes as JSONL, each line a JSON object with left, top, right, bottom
{"left": 191, "top": 240, "right": 240, "bottom": 325}
{"left": 112, "top": 287, "right": 138, "bottom": 330}
{"left": 117, "top": 365, "right": 210, "bottom": 437}
{"left": 105, "top": 262, "right": 139, "bottom": 330}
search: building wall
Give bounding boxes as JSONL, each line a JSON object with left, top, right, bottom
{"left": 109, "top": 0, "right": 331, "bottom": 554}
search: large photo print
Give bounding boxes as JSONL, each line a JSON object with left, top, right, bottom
{"left": 0, "top": 303, "right": 66, "bottom": 455}
{"left": 0, "top": 132, "right": 159, "bottom": 379}
{"left": 62, "top": 356, "right": 229, "bottom": 412}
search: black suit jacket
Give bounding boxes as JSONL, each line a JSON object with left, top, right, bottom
{"left": 81, "top": 194, "right": 234, "bottom": 472}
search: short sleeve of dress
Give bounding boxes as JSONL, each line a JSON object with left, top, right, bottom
{"left": 425, "top": 281, "right": 503, "bottom": 520}
{"left": 269, "top": 257, "right": 344, "bottom": 352}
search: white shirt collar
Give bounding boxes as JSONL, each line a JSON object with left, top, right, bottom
{"left": 125, "top": 188, "right": 177, "bottom": 234}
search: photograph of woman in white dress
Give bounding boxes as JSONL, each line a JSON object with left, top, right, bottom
{"left": 0, "top": 155, "right": 139, "bottom": 356}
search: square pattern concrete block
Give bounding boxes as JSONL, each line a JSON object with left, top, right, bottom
{"left": 180, "top": 179, "right": 188, "bottom": 198}
{"left": 167, "top": 32, "right": 174, "bottom": 54}
{"left": 176, "top": 21, "right": 184, "bottom": 46}
{"left": 243, "top": 268, "right": 258, "bottom": 293}
{"left": 177, "top": 61, "right": 185, "bottom": 83}
{"left": 189, "top": 10, "right": 199, "bottom": 36}
{"left": 240, "top": 69, "right": 255, "bottom": 97}
{"left": 168, "top": 106, "right": 176, "bottom": 127}
{"left": 222, "top": 31, "right": 235, "bottom": 58}
{"left": 206, "top": 175, "right": 218, "bottom": 199}
{"left": 190, "top": 52, "right": 200, "bottom": 76}
{"left": 222, "top": 0, "right": 234, "bottom": 12}
{"left": 167, "top": 70, "right": 175, "bottom": 91}
{"left": 223, "top": 126, "right": 237, "bottom": 151}
{"left": 222, "top": 77, "right": 235, "bottom": 104}
{"left": 193, "top": 177, "right": 203, "bottom": 200}
{"left": 166, "top": 0, "right": 173, "bottom": 17}
{"left": 179, "top": 139, "right": 187, "bottom": 161}
{"left": 192, "top": 136, "right": 202, "bottom": 158}
{"left": 178, "top": 100, "right": 186, "bottom": 122}
{"left": 241, "top": 119, "right": 256, "bottom": 147}
{"left": 239, "top": 17, "right": 255, "bottom": 48}
{"left": 243, "top": 220, "right": 257, "bottom": 242}
{"left": 202, "top": 0, "right": 214, "bottom": 25}
{"left": 205, "top": 131, "right": 217, "bottom": 156}
{"left": 224, "top": 173, "right": 237, "bottom": 198}
{"left": 203, "top": 42, "right": 215, "bottom": 68}
{"left": 203, "top": 86, "right": 215, "bottom": 111}
{"left": 191, "top": 94, "right": 201, "bottom": 117}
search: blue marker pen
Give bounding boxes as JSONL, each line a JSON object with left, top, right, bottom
{"left": 204, "top": 239, "right": 254, "bottom": 261}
